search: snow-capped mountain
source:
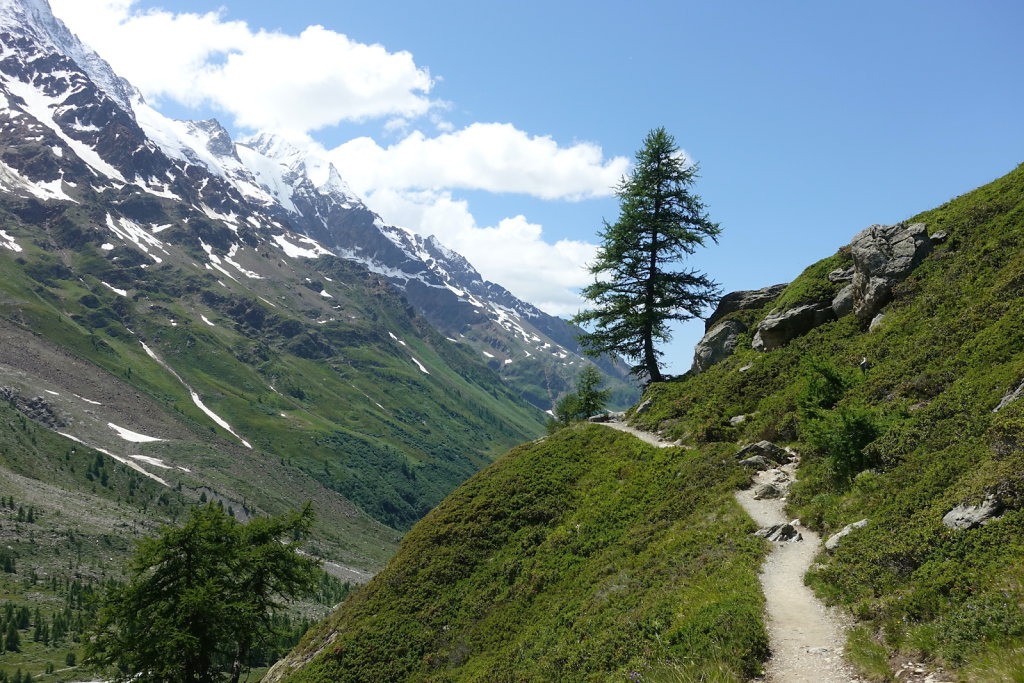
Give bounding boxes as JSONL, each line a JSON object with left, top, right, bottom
{"left": 0, "top": 0, "right": 636, "bottom": 410}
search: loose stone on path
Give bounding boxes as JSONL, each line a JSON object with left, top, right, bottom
{"left": 736, "top": 457, "right": 857, "bottom": 682}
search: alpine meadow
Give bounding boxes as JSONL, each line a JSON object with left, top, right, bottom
{"left": 1, "top": 1, "right": 1023, "bottom": 682}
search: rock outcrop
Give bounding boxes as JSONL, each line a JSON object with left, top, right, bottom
{"left": 705, "top": 283, "right": 788, "bottom": 330}
{"left": 692, "top": 320, "right": 746, "bottom": 373}
{"left": 0, "top": 387, "right": 65, "bottom": 429}
{"left": 849, "top": 222, "right": 933, "bottom": 321}
{"left": 831, "top": 284, "right": 854, "bottom": 318}
{"left": 824, "top": 518, "right": 869, "bottom": 551}
{"left": 752, "top": 303, "right": 835, "bottom": 352}
{"left": 942, "top": 495, "right": 1003, "bottom": 530}
{"left": 734, "top": 440, "right": 792, "bottom": 465}
{"left": 994, "top": 380, "right": 1024, "bottom": 412}
{"left": 827, "top": 266, "right": 855, "bottom": 283}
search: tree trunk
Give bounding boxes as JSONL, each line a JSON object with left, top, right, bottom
{"left": 230, "top": 640, "right": 249, "bottom": 683}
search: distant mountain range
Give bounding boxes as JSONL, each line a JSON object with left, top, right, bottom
{"left": 0, "top": 0, "right": 596, "bottom": 588}
{"left": 1, "top": 0, "right": 636, "bottom": 415}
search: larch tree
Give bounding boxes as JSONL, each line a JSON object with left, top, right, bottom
{"left": 84, "top": 502, "right": 318, "bottom": 683}
{"left": 573, "top": 127, "right": 721, "bottom": 383}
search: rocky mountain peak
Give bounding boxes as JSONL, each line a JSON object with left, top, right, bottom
{"left": 0, "top": 0, "right": 138, "bottom": 112}
{"left": 186, "top": 119, "right": 239, "bottom": 162}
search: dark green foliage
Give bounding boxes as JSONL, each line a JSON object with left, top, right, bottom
{"left": 574, "top": 128, "right": 721, "bottom": 382}
{"left": 84, "top": 503, "right": 318, "bottom": 683}
{"left": 801, "top": 402, "right": 884, "bottom": 487}
{"left": 551, "top": 365, "right": 612, "bottom": 429}
{"left": 278, "top": 426, "right": 767, "bottom": 682}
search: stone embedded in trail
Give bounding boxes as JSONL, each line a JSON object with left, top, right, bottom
{"left": 753, "top": 483, "right": 783, "bottom": 500}
{"left": 739, "top": 455, "right": 772, "bottom": 469}
{"left": 850, "top": 221, "right": 933, "bottom": 321}
{"left": 752, "top": 302, "right": 835, "bottom": 352}
{"left": 692, "top": 319, "right": 746, "bottom": 373}
{"left": 755, "top": 522, "right": 803, "bottom": 542}
{"left": 824, "top": 518, "right": 869, "bottom": 551}
{"left": 734, "top": 440, "right": 792, "bottom": 465}
{"left": 942, "top": 495, "right": 1004, "bottom": 530}
{"left": 705, "top": 283, "right": 789, "bottom": 331}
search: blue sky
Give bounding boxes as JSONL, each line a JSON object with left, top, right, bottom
{"left": 50, "top": 0, "right": 1024, "bottom": 374}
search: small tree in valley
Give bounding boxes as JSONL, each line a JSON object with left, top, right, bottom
{"left": 574, "top": 127, "right": 721, "bottom": 382}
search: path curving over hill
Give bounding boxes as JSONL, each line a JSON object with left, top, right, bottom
{"left": 601, "top": 419, "right": 678, "bottom": 448}
{"left": 601, "top": 421, "right": 856, "bottom": 681}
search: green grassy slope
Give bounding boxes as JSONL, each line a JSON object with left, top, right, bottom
{"left": 273, "top": 163, "right": 1024, "bottom": 682}
{"left": 272, "top": 426, "right": 767, "bottom": 682}
{"left": 630, "top": 162, "right": 1024, "bottom": 676}
{"left": 0, "top": 203, "right": 546, "bottom": 535}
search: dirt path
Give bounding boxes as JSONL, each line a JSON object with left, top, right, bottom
{"left": 601, "top": 419, "right": 678, "bottom": 448}
{"left": 735, "top": 462, "right": 857, "bottom": 682}
{"left": 600, "top": 421, "right": 855, "bottom": 681}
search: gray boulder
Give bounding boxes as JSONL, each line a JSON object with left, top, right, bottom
{"left": 753, "top": 483, "right": 783, "bottom": 500}
{"left": 752, "top": 303, "right": 835, "bottom": 352}
{"left": 634, "top": 398, "right": 653, "bottom": 416}
{"left": 824, "top": 518, "right": 869, "bottom": 551}
{"left": 831, "top": 284, "right": 855, "bottom": 318}
{"left": 930, "top": 231, "right": 949, "bottom": 245}
{"left": 734, "top": 440, "right": 791, "bottom": 464}
{"left": 728, "top": 414, "right": 747, "bottom": 426}
{"left": 755, "top": 523, "right": 802, "bottom": 542}
{"left": 692, "top": 320, "right": 747, "bottom": 373}
{"left": 705, "top": 283, "right": 789, "bottom": 331}
{"left": 850, "top": 222, "right": 933, "bottom": 321}
{"left": 942, "top": 495, "right": 1004, "bottom": 530}
{"left": 828, "top": 266, "right": 855, "bottom": 283}
{"left": 868, "top": 312, "right": 886, "bottom": 332}
{"left": 738, "top": 455, "right": 772, "bottom": 470}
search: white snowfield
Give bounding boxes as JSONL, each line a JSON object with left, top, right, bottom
{"left": 410, "top": 356, "right": 430, "bottom": 374}
{"left": 107, "top": 422, "right": 162, "bottom": 443}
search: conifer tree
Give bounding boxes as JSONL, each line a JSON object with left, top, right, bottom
{"left": 574, "top": 127, "right": 721, "bottom": 382}
{"left": 84, "top": 502, "right": 318, "bottom": 683}
{"left": 553, "top": 365, "right": 612, "bottom": 426}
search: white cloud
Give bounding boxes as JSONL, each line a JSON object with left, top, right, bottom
{"left": 329, "top": 123, "right": 628, "bottom": 200}
{"left": 366, "top": 189, "right": 596, "bottom": 317}
{"left": 48, "top": 0, "right": 622, "bottom": 318}
{"left": 49, "top": 0, "right": 435, "bottom": 134}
